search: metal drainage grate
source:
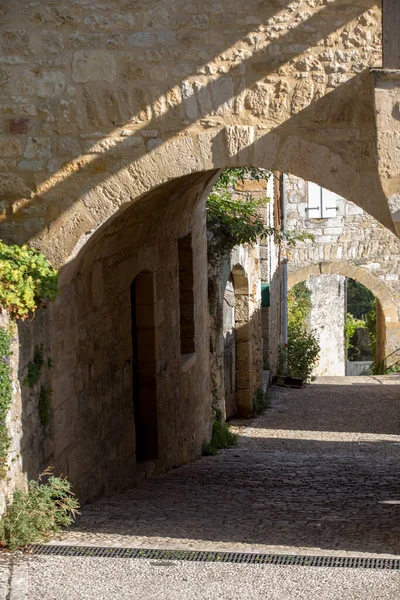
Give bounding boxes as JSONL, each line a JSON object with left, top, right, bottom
{"left": 28, "top": 546, "right": 400, "bottom": 570}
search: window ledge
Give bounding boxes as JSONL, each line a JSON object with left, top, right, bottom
{"left": 181, "top": 353, "right": 196, "bottom": 372}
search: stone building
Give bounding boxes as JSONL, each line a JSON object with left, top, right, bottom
{"left": 286, "top": 174, "right": 400, "bottom": 374}
{"left": 0, "top": 1, "right": 400, "bottom": 506}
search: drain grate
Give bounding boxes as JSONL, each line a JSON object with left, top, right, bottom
{"left": 28, "top": 546, "right": 400, "bottom": 570}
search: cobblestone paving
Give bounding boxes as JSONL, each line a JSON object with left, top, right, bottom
{"left": 55, "top": 376, "right": 400, "bottom": 558}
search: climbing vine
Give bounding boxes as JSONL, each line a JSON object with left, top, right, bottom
{"left": 206, "top": 168, "right": 312, "bottom": 264}
{"left": 0, "top": 328, "right": 12, "bottom": 479}
{"left": 24, "top": 345, "right": 53, "bottom": 427}
{"left": 0, "top": 240, "right": 58, "bottom": 476}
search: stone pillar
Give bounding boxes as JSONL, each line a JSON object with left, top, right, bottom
{"left": 306, "top": 275, "right": 346, "bottom": 377}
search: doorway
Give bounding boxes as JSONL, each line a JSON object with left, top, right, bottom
{"left": 130, "top": 271, "right": 158, "bottom": 463}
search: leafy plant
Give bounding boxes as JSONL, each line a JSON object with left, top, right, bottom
{"left": 279, "top": 322, "right": 320, "bottom": 384}
{"left": 0, "top": 328, "right": 12, "bottom": 479}
{"left": 0, "top": 468, "right": 80, "bottom": 550}
{"left": 38, "top": 386, "right": 52, "bottom": 427}
{"left": 0, "top": 241, "right": 58, "bottom": 319}
{"left": 346, "top": 278, "right": 375, "bottom": 320}
{"left": 206, "top": 169, "right": 312, "bottom": 263}
{"left": 202, "top": 409, "right": 237, "bottom": 456}
{"left": 345, "top": 313, "right": 366, "bottom": 359}
{"left": 279, "top": 282, "right": 320, "bottom": 383}
{"left": 24, "top": 345, "right": 45, "bottom": 388}
{"left": 253, "top": 386, "right": 270, "bottom": 414}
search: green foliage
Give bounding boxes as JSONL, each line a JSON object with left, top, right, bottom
{"left": 345, "top": 313, "right": 366, "bottom": 357}
{"left": 206, "top": 169, "right": 312, "bottom": 262}
{"left": 287, "top": 282, "right": 312, "bottom": 328}
{"left": 279, "top": 322, "right": 320, "bottom": 384}
{"left": 346, "top": 278, "right": 375, "bottom": 320}
{"left": 202, "top": 409, "right": 237, "bottom": 456}
{"left": 279, "top": 282, "right": 320, "bottom": 384}
{"left": 0, "top": 328, "right": 12, "bottom": 480}
{"left": 253, "top": 386, "right": 270, "bottom": 414}
{"left": 0, "top": 241, "right": 58, "bottom": 319}
{"left": 24, "top": 345, "right": 45, "bottom": 388}
{"left": 0, "top": 469, "right": 80, "bottom": 550}
{"left": 38, "top": 386, "right": 52, "bottom": 427}
{"left": 365, "top": 304, "right": 377, "bottom": 360}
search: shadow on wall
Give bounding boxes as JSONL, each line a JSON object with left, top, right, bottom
{"left": 1, "top": 1, "right": 392, "bottom": 258}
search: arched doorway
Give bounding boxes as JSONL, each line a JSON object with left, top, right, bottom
{"left": 288, "top": 262, "right": 400, "bottom": 370}
{"left": 131, "top": 271, "right": 158, "bottom": 463}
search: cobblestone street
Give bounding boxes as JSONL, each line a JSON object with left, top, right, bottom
{"left": 55, "top": 376, "right": 400, "bottom": 558}
{"left": 4, "top": 376, "right": 400, "bottom": 599}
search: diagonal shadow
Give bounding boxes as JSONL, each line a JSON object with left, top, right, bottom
{"left": 0, "top": 0, "right": 381, "bottom": 253}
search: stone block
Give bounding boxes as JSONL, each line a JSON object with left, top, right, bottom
{"left": 2, "top": 29, "right": 31, "bottom": 54}
{"left": 18, "top": 70, "right": 66, "bottom": 98}
{"left": 24, "top": 137, "right": 51, "bottom": 159}
{"left": 72, "top": 50, "right": 116, "bottom": 83}
{"left": 0, "top": 137, "right": 22, "bottom": 156}
{"left": 6, "top": 118, "right": 30, "bottom": 135}
{"left": 42, "top": 31, "right": 64, "bottom": 55}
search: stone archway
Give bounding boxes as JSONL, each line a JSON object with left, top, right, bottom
{"left": 230, "top": 264, "right": 253, "bottom": 418}
{"left": 288, "top": 262, "right": 400, "bottom": 366}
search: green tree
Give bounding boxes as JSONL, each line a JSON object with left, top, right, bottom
{"left": 346, "top": 278, "right": 375, "bottom": 319}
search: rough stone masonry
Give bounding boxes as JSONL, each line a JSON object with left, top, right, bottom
{"left": 1, "top": 1, "right": 400, "bottom": 506}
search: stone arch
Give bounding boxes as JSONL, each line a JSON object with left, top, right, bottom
{"left": 30, "top": 128, "right": 397, "bottom": 272}
{"left": 288, "top": 262, "right": 400, "bottom": 365}
{"left": 230, "top": 263, "right": 252, "bottom": 418}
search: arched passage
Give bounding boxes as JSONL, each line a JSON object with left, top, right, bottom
{"left": 288, "top": 262, "right": 400, "bottom": 367}
{"left": 222, "top": 265, "right": 253, "bottom": 419}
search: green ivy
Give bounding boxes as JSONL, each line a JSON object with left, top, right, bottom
{"left": 24, "top": 345, "right": 45, "bottom": 388}
{"left": 253, "top": 386, "right": 270, "bottom": 414}
{"left": 0, "top": 328, "right": 12, "bottom": 480}
{"left": 0, "top": 241, "right": 58, "bottom": 319}
{"left": 38, "top": 386, "right": 52, "bottom": 427}
{"left": 206, "top": 169, "right": 312, "bottom": 262}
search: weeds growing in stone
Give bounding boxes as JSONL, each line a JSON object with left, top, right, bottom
{"left": 202, "top": 409, "right": 237, "bottom": 456}
{"left": 253, "top": 387, "right": 270, "bottom": 414}
{"left": 0, "top": 468, "right": 79, "bottom": 550}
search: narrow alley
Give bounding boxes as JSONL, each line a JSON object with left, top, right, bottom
{"left": 12, "top": 376, "right": 400, "bottom": 599}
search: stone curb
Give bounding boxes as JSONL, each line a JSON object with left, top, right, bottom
{"left": 8, "top": 559, "right": 28, "bottom": 600}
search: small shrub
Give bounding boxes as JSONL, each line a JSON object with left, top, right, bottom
{"left": 253, "top": 386, "right": 270, "bottom": 414}
{"left": 279, "top": 322, "right": 320, "bottom": 384}
{"left": 0, "top": 469, "right": 80, "bottom": 550}
{"left": 24, "top": 345, "right": 45, "bottom": 388}
{"left": 0, "top": 241, "right": 58, "bottom": 319}
{"left": 38, "top": 386, "right": 52, "bottom": 426}
{"left": 202, "top": 409, "right": 237, "bottom": 456}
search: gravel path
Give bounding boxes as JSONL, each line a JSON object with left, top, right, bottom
{"left": 25, "top": 556, "right": 400, "bottom": 600}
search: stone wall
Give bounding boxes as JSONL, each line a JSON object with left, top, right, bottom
{"left": 2, "top": 0, "right": 400, "bottom": 503}
{"left": 0, "top": 0, "right": 397, "bottom": 266}
{"left": 209, "top": 179, "right": 265, "bottom": 419}
{"left": 45, "top": 172, "right": 213, "bottom": 504}
{"left": 286, "top": 173, "right": 400, "bottom": 363}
